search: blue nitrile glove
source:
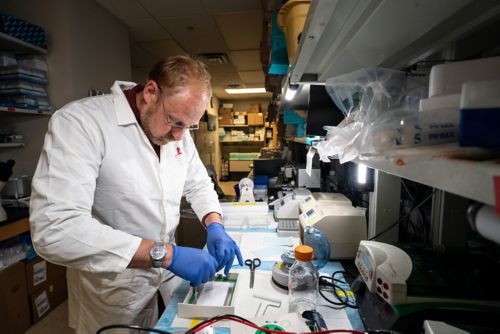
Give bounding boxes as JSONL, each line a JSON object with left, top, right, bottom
{"left": 206, "top": 223, "right": 243, "bottom": 275}
{"left": 168, "top": 245, "right": 218, "bottom": 287}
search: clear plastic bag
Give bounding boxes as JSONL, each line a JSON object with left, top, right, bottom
{"left": 314, "top": 67, "right": 456, "bottom": 163}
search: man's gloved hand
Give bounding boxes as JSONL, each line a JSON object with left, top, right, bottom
{"left": 168, "top": 245, "right": 218, "bottom": 287}
{"left": 206, "top": 223, "right": 243, "bottom": 275}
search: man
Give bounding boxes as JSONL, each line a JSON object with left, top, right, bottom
{"left": 30, "top": 55, "right": 243, "bottom": 333}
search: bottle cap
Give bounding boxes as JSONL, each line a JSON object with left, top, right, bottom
{"left": 294, "top": 245, "right": 313, "bottom": 261}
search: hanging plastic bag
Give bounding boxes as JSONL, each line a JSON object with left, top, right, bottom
{"left": 315, "top": 67, "right": 443, "bottom": 163}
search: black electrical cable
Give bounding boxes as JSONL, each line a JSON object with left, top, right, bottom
{"left": 319, "top": 271, "right": 358, "bottom": 309}
{"left": 96, "top": 324, "right": 173, "bottom": 334}
{"left": 369, "top": 191, "right": 434, "bottom": 241}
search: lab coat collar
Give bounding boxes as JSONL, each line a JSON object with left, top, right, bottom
{"left": 111, "top": 80, "right": 138, "bottom": 126}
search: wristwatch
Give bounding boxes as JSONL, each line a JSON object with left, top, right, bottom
{"left": 149, "top": 241, "right": 167, "bottom": 268}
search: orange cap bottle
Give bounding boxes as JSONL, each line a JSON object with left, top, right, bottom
{"left": 294, "top": 245, "right": 314, "bottom": 261}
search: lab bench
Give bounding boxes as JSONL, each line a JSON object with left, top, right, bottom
{"left": 155, "top": 226, "right": 364, "bottom": 333}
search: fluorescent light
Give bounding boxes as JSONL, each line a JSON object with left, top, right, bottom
{"left": 284, "top": 87, "right": 297, "bottom": 101}
{"left": 284, "top": 84, "right": 299, "bottom": 101}
{"left": 225, "top": 88, "right": 266, "bottom": 94}
{"left": 357, "top": 163, "right": 367, "bottom": 184}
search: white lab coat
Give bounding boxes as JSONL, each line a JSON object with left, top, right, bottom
{"left": 29, "top": 81, "right": 221, "bottom": 333}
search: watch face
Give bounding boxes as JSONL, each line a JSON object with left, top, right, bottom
{"left": 150, "top": 244, "right": 166, "bottom": 260}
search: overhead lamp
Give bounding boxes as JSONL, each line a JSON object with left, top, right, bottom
{"left": 357, "top": 163, "right": 367, "bottom": 184}
{"left": 284, "top": 83, "right": 299, "bottom": 101}
{"left": 225, "top": 87, "right": 266, "bottom": 94}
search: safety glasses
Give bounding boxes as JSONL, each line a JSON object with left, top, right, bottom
{"left": 157, "top": 86, "right": 199, "bottom": 131}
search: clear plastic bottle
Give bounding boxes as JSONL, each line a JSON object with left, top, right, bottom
{"left": 288, "top": 245, "right": 319, "bottom": 314}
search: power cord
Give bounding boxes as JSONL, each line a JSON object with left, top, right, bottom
{"left": 96, "top": 324, "right": 173, "bottom": 333}
{"left": 319, "top": 271, "right": 358, "bottom": 309}
{"left": 185, "top": 313, "right": 367, "bottom": 333}
{"left": 96, "top": 314, "right": 399, "bottom": 334}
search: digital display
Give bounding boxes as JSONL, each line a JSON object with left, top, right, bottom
{"left": 306, "top": 209, "right": 315, "bottom": 217}
{"left": 305, "top": 197, "right": 312, "bottom": 202}
{"left": 359, "top": 251, "right": 372, "bottom": 271}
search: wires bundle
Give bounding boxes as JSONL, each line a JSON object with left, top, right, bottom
{"left": 319, "top": 271, "right": 358, "bottom": 309}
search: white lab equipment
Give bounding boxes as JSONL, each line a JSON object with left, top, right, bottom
{"left": 299, "top": 192, "right": 352, "bottom": 212}
{"left": 354, "top": 241, "right": 412, "bottom": 305}
{"left": 272, "top": 188, "right": 311, "bottom": 220}
{"left": 299, "top": 204, "right": 367, "bottom": 259}
{"left": 239, "top": 177, "right": 255, "bottom": 202}
{"left": 220, "top": 202, "right": 269, "bottom": 228}
{"left": 178, "top": 273, "right": 239, "bottom": 319}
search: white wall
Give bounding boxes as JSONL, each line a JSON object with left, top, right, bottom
{"left": 0, "top": 0, "right": 131, "bottom": 176}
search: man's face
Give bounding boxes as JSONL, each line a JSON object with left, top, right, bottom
{"left": 141, "top": 85, "right": 207, "bottom": 145}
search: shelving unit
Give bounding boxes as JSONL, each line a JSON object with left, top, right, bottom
{"left": 290, "top": 0, "right": 500, "bottom": 211}
{"left": 0, "top": 106, "right": 52, "bottom": 116}
{"left": 290, "top": 0, "right": 500, "bottom": 84}
{"left": 0, "top": 143, "right": 24, "bottom": 148}
{"left": 354, "top": 145, "right": 500, "bottom": 207}
{"left": 0, "top": 31, "right": 50, "bottom": 153}
{"left": 0, "top": 32, "right": 47, "bottom": 54}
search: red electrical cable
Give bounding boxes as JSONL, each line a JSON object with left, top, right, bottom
{"left": 190, "top": 314, "right": 366, "bottom": 334}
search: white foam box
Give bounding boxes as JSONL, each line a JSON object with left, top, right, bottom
{"left": 429, "top": 56, "right": 500, "bottom": 97}
{"left": 460, "top": 79, "right": 500, "bottom": 109}
{"left": 177, "top": 273, "right": 239, "bottom": 319}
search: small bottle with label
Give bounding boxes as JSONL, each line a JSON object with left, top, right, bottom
{"left": 288, "top": 245, "right": 319, "bottom": 314}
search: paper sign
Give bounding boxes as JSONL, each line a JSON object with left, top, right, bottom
{"left": 35, "top": 291, "right": 50, "bottom": 317}
{"left": 306, "top": 147, "right": 317, "bottom": 176}
{"left": 33, "top": 261, "right": 47, "bottom": 286}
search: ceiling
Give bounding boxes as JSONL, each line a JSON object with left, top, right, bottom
{"left": 95, "top": 0, "right": 274, "bottom": 101}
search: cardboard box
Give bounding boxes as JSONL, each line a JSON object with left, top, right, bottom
{"left": 218, "top": 108, "right": 232, "bottom": 117}
{"left": 247, "top": 113, "right": 264, "bottom": 125}
{"left": 233, "top": 118, "right": 246, "bottom": 125}
{"left": 29, "top": 273, "right": 67, "bottom": 323}
{"left": 218, "top": 118, "right": 233, "bottom": 126}
{"left": 0, "top": 261, "right": 31, "bottom": 334}
{"left": 25, "top": 257, "right": 67, "bottom": 294}
{"left": 249, "top": 103, "right": 261, "bottom": 113}
{"left": 229, "top": 160, "right": 253, "bottom": 172}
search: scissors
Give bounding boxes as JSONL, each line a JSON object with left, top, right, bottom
{"left": 245, "top": 258, "right": 261, "bottom": 289}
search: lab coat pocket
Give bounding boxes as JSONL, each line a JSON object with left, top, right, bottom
{"left": 90, "top": 269, "right": 156, "bottom": 308}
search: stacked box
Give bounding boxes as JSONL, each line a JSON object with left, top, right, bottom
{"left": 233, "top": 111, "right": 247, "bottom": 125}
{"left": 0, "top": 14, "right": 47, "bottom": 49}
{"left": 25, "top": 257, "right": 67, "bottom": 324}
{"left": 0, "top": 261, "right": 31, "bottom": 333}
{"left": 0, "top": 52, "right": 52, "bottom": 112}
{"left": 249, "top": 103, "right": 261, "bottom": 113}
{"left": 218, "top": 107, "right": 233, "bottom": 126}
{"left": 248, "top": 113, "right": 264, "bottom": 125}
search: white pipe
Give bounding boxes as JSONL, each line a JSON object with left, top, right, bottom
{"left": 468, "top": 204, "right": 500, "bottom": 245}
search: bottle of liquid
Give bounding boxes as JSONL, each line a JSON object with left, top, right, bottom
{"left": 288, "top": 245, "right": 319, "bottom": 314}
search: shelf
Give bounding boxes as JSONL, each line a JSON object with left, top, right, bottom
{"left": 0, "top": 32, "right": 47, "bottom": 54}
{"left": 0, "top": 106, "right": 52, "bottom": 116}
{"left": 219, "top": 124, "right": 265, "bottom": 127}
{"left": 221, "top": 140, "right": 265, "bottom": 144}
{"left": 0, "top": 143, "right": 24, "bottom": 148}
{"left": 354, "top": 144, "right": 500, "bottom": 206}
{"left": 290, "top": 0, "right": 500, "bottom": 83}
{"left": 0, "top": 217, "right": 29, "bottom": 242}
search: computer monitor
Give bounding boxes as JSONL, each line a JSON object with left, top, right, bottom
{"left": 253, "top": 159, "right": 284, "bottom": 178}
{"left": 306, "top": 85, "right": 345, "bottom": 136}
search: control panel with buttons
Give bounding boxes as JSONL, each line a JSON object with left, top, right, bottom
{"left": 354, "top": 240, "right": 412, "bottom": 305}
